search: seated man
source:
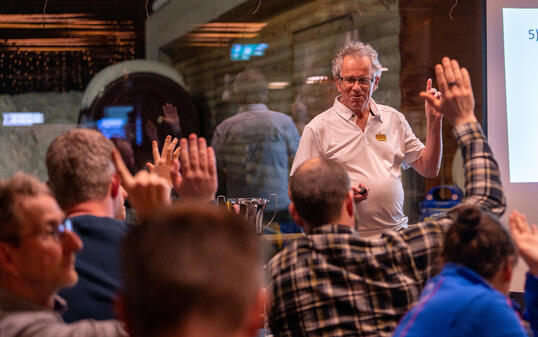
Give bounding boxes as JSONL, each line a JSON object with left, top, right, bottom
{"left": 117, "top": 203, "right": 264, "bottom": 337}
{"left": 47, "top": 129, "right": 217, "bottom": 323}
{"left": 267, "top": 58, "right": 505, "bottom": 336}
{"left": 0, "top": 172, "right": 127, "bottom": 337}
{"left": 46, "top": 129, "right": 132, "bottom": 322}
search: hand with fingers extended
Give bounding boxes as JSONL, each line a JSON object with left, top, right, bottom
{"left": 161, "top": 103, "right": 181, "bottom": 134}
{"left": 424, "top": 78, "right": 443, "bottom": 122}
{"left": 420, "top": 57, "right": 477, "bottom": 127}
{"left": 146, "top": 135, "right": 180, "bottom": 187}
{"left": 112, "top": 149, "right": 171, "bottom": 222}
{"left": 509, "top": 210, "right": 538, "bottom": 276}
{"left": 171, "top": 133, "right": 218, "bottom": 203}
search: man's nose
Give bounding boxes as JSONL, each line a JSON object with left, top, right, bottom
{"left": 63, "top": 230, "right": 83, "bottom": 252}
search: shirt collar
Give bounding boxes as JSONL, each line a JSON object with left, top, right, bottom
{"left": 442, "top": 263, "right": 494, "bottom": 290}
{"left": 0, "top": 287, "right": 67, "bottom": 314}
{"left": 333, "top": 97, "right": 383, "bottom": 122}
{"left": 238, "top": 103, "right": 268, "bottom": 113}
{"left": 309, "top": 223, "right": 356, "bottom": 235}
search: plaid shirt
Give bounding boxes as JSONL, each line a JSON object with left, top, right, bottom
{"left": 267, "top": 122, "right": 505, "bottom": 337}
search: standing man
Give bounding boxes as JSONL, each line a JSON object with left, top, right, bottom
{"left": 269, "top": 57, "right": 502, "bottom": 336}
{"left": 291, "top": 41, "right": 442, "bottom": 236}
{"left": 212, "top": 68, "right": 300, "bottom": 232}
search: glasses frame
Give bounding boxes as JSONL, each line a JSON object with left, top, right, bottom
{"left": 339, "top": 76, "right": 375, "bottom": 87}
{"left": 0, "top": 218, "right": 73, "bottom": 244}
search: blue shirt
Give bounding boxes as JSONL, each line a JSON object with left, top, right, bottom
{"left": 394, "top": 263, "right": 528, "bottom": 337}
{"left": 211, "top": 104, "right": 299, "bottom": 211}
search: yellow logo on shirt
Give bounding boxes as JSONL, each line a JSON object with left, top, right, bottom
{"left": 376, "top": 133, "right": 387, "bottom": 141}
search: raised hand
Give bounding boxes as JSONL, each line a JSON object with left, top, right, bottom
{"left": 420, "top": 57, "right": 477, "bottom": 127}
{"left": 171, "top": 134, "right": 218, "bottom": 203}
{"left": 509, "top": 210, "right": 538, "bottom": 276}
{"left": 161, "top": 103, "right": 181, "bottom": 133}
{"left": 145, "top": 135, "right": 180, "bottom": 186}
{"left": 112, "top": 149, "right": 171, "bottom": 222}
{"left": 424, "top": 78, "right": 442, "bottom": 121}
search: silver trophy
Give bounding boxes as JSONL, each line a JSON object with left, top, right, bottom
{"left": 217, "top": 195, "right": 277, "bottom": 234}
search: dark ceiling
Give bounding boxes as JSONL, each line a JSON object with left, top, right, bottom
{"left": 0, "top": 0, "right": 149, "bottom": 94}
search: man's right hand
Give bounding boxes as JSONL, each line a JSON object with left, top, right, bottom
{"left": 352, "top": 183, "right": 369, "bottom": 203}
{"left": 112, "top": 149, "right": 171, "bottom": 222}
{"left": 171, "top": 134, "right": 218, "bottom": 203}
{"left": 420, "top": 57, "right": 477, "bottom": 127}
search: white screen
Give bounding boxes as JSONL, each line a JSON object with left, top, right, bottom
{"left": 502, "top": 8, "right": 538, "bottom": 183}
{"left": 487, "top": 0, "right": 538, "bottom": 292}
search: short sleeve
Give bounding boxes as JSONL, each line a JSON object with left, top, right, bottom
{"left": 401, "top": 115, "right": 425, "bottom": 168}
{"left": 290, "top": 125, "right": 320, "bottom": 176}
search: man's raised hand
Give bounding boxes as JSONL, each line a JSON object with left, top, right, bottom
{"left": 146, "top": 135, "right": 180, "bottom": 186}
{"left": 171, "top": 134, "right": 217, "bottom": 203}
{"left": 112, "top": 149, "right": 171, "bottom": 222}
{"left": 420, "top": 57, "right": 477, "bottom": 127}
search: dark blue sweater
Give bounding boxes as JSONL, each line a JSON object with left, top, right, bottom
{"left": 59, "top": 215, "right": 129, "bottom": 322}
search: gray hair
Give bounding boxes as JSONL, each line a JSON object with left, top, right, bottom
{"left": 46, "top": 128, "right": 115, "bottom": 210}
{"left": 331, "top": 41, "right": 382, "bottom": 80}
{"left": 233, "top": 68, "right": 268, "bottom": 105}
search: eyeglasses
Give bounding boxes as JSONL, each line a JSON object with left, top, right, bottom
{"left": 339, "top": 76, "right": 374, "bottom": 87}
{"left": 44, "top": 218, "right": 73, "bottom": 241}
{"left": 19, "top": 218, "right": 73, "bottom": 243}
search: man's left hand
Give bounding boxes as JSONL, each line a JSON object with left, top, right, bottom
{"left": 425, "top": 78, "right": 443, "bottom": 121}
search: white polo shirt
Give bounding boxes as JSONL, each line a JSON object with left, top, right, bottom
{"left": 290, "top": 97, "right": 424, "bottom": 235}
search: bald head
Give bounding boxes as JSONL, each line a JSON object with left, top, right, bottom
{"left": 290, "top": 158, "right": 350, "bottom": 228}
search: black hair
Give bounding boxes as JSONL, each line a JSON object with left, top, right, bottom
{"left": 443, "top": 205, "right": 516, "bottom": 280}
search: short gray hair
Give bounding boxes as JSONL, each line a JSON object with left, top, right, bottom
{"left": 46, "top": 128, "right": 115, "bottom": 210}
{"left": 331, "top": 41, "right": 382, "bottom": 80}
{"left": 233, "top": 68, "right": 268, "bottom": 105}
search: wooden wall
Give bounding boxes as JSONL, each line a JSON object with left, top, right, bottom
{"left": 399, "top": 0, "right": 484, "bottom": 202}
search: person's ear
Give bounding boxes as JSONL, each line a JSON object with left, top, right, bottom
{"left": 503, "top": 257, "right": 514, "bottom": 283}
{"left": 345, "top": 190, "right": 354, "bottom": 217}
{"left": 110, "top": 173, "right": 121, "bottom": 198}
{"left": 334, "top": 78, "right": 343, "bottom": 94}
{"left": 114, "top": 293, "right": 136, "bottom": 337}
{"left": 0, "top": 242, "right": 20, "bottom": 277}
{"left": 289, "top": 202, "right": 304, "bottom": 229}
{"left": 243, "top": 288, "right": 266, "bottom": 337}
{"left": 372, "top": 76, "right": 380, "bottom": 92}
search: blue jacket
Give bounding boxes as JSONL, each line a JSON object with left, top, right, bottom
{"left": 524, "top": 272, "right": 538, "bottom": 337}
{"left": 393, "top": 263, "right": 528, "bottom": 337}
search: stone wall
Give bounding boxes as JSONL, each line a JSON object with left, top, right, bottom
{"left": 170, "top": 0, "right": 400, "bottom": 138}
{"left": 0, "top": 91, "right": 82, "bottom": 180}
